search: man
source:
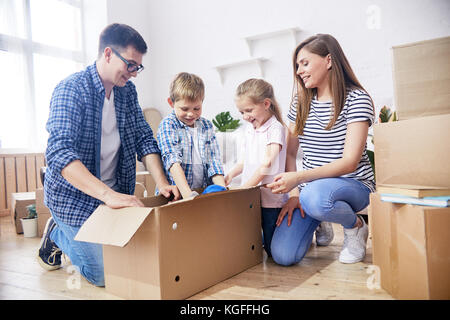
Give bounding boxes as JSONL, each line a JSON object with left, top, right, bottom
{"left": 37, "top": 23, "right": 180, "bottom": 286}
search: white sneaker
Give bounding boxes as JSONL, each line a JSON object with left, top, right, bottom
{"left": 315, "top": 222, "right": 334, "bottom": 246}
{"left": 339, "top": 215, "right": 368, "bottom": 264}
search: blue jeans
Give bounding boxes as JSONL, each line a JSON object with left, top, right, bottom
{"left": 50, "top": 212, "right": 105, "bottom": 286}
{"left": 261, "top": 208, "right": 281, "bottom": 257}
{"left": 271, "top": 177, "right": 371, "bottom": 266}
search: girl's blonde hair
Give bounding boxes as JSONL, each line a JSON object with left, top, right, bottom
{"left": 292, "top": 34, "right": 373, "bottom": 135}
{"left": 169, "top": 72, "right": 205, "bottom": 103}
{"left": 236, "top": 78, "right": 285, "bottom": 127}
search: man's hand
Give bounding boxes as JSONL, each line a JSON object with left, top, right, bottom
{"left": 102, "top": 190, "right": 145, "bottom": 209}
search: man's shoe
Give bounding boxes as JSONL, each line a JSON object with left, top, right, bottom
{"left": 315, "top": 222, "right": 334, "bottom": 246}
{"left": 37, "top": 217, "right": 62, "bottom": 270}
{"left": 339, "top": 215, "right": 369, "bottom": 264}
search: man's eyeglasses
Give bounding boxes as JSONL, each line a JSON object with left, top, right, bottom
{"left": 111, "top": 47, "right": 144, "bottom": 73}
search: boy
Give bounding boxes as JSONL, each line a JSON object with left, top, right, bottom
{"left": 157, "top": 72, "right": 226, "bottom": 198}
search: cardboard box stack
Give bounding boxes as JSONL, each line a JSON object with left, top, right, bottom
{"left": 35, "top": 188, "right": 51, "bottom": 237}
{"left": 135, "top": 171, "right": 155, "bottom": 196}
{"left": 75, "top": 187, "right": 262, "bottom": 300}
{"left": 369, "top": 36, "right": 450, "bottom": 299}
{"left": 10, "top": 192, "right": 36, "bottom": 234}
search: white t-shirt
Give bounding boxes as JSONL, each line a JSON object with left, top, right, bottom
{"left": 100, "top": 90, "right": 121, "bottom": 189}
{"left": 241, "top": 115, "right": 288, "bottom": 208}
{"left": 187, "top": 125, "right": 205, "bottom": 189}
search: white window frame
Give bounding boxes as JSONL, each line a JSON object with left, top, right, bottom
{"left": 0, "top": 0, "right": 87, "bottom": 149}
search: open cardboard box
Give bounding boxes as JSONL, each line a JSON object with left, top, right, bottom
{"left": 75, "top": 186, "right": 262, "bottom": 300}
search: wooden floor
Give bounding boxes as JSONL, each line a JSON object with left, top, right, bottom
{"left": 0, "top": 215, "right": 393, "bottom": 300}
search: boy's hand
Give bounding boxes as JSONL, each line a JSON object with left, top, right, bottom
{"left": 224, "top": 175, "right": 232, "bottom": 186}
{"left": 159, "top": 184, "right": 181, "bottom": 201}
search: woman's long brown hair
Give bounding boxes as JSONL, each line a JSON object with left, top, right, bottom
{"left": 292, "top": 34, "right": 372, "bottom": 135}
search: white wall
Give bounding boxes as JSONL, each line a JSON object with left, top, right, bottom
{"left": 105, "top": 0, "right": 153, "bottom": 109}
{"left": 83, "top": 0, "right": 107, "bottom": 63}
{"left": 104, "top": 0, "right": 450, "bottom": 123}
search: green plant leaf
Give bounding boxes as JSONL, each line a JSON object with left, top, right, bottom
{"left": 392, "top": 111, "right": 397, "bottom": 122}
{"left": 212, "top": 111, "right": 240, "bottom": 132}
{"left": 379, "top": 106, "right": 392, "bottom": 123}
{"left": 26, "top": 204, "right": 37, "bottom": 219}
{"left": 367, "top": 149, "right": 375, "bottom": 174}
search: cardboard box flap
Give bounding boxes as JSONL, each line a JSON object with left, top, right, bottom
{"left": 75, "top": 205, "right": 154, "bottom": 247}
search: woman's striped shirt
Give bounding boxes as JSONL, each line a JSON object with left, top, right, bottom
{"left": 287, "top": 88, "right": 375, "bottom": 192}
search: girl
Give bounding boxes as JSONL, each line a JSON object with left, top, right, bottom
{"left": 267, "top": 34, "right": 375, "bottom": 265}
{"left": 225, "top": 79, "right": 288, "bottom": 257}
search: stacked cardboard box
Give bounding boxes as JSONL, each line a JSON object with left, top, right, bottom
{"left": 369, "top": 36, "right": 450, "bottom": 299}
{"left": 10, "top": 192, "right": 36, "bottom": 234}
{"left": 135, "top": 171, "right": 155, "bottom": 196}
{"left": 35, "top": 188, "right": 51, "bottom": 237}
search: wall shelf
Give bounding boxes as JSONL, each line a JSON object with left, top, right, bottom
{"left": 243, "top": 27, "right": 301, "bottom": 56}
{"left": 214, "top": 57, "right": 268, "bottom": 85}
{"left": 213, "top": 27, "right": 301, "bottom": 85}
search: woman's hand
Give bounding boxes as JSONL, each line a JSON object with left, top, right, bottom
{"left": 267, "top": 172, "right": 301, "bottom": 194}
{"left": 276, "top": 196, "right": 305, "bottom": 227}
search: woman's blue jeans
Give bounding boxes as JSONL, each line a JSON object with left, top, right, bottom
{"left": 270, "top": 177, "right": 371, "bottom": 266}
{"left": 50, "top": 212, "right": 105, "bottom": 286}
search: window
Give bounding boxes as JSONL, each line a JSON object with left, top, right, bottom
{"left": 0, "top": 0, "right": 85, "bottom": 149}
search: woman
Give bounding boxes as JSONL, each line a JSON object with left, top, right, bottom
{"left": 267, "top": 34, "right": 375, "bottom": 265}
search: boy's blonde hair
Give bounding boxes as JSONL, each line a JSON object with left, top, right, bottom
{"left": 169, "top": 72, "right": 205, "bottom": 103}
{"left": 236, "top": 78, "right": 285, "bottom": 127}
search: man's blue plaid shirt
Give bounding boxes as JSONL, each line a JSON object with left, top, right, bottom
{"left": 44, "top": 63, "right": 160, "bottom": 227}
{"left": 157, "top": 111, "right": 224, "bottom": 188}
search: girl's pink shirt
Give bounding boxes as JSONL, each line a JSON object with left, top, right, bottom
{"left": 240, "top": 115, "right": 288, "bottom": 208}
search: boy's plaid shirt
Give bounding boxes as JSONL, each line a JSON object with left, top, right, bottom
{"left": 157, "top": 111, "right": 224, "bottom": 188}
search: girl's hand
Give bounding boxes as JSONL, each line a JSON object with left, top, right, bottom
{"left": 276, "top": 196, "right": 305, "bottom": 227}
{"left": 267, "top": 172, "right": 300, "bottom": 194}
{"left": 224, "top": 174, "right": 232, "bottom": 186}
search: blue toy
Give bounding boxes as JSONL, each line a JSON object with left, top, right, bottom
{"left": 202, "top": 184, "right": 227, "bottom": 194}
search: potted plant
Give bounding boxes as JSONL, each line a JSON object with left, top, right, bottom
{"left": 367, "top": 106, "right": 398, "bottom": 176}
{"left": 212, "top": 111, "right": 241, "bottom": 132}
{"left": 212, "top": 111, "right": 241, "bottom": 172}
{"left": 20, "top": 204, "right": 38, "bottom": 238}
